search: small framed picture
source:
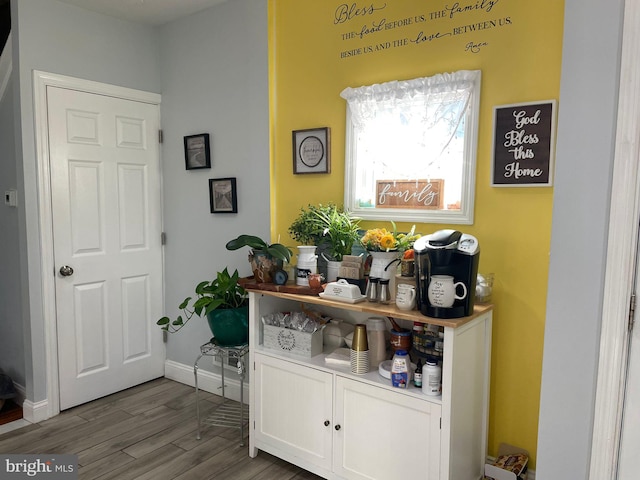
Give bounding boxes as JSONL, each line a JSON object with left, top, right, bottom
{"left": 184, "top": 133, "right": 211, "bottom": 170}
{"left": 209, "top": 177, "right": 238, "bottom": 213}
{"left": 292, "top": 127, "right": 330, "bottom": 174}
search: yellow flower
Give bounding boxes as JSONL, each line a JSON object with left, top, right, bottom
{"left": 361, "top": 223, "right": 421, "bottom": 252}
{"left": 380, "top": 234, "right": 396, "bottom": 250}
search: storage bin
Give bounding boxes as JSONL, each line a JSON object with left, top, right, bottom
{"left": 262, "top": 324, "right": 324, "bottom": 357}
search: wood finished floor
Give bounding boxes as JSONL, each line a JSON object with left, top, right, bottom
{"left": 0, "top": 378, "right": 322, "bottom": 480}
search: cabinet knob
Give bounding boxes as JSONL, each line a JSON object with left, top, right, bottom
{"left": 324, "top": 420, "right": 330, "bottom": 427}
{"left": 335, "top": 424, "right": 341, "bottom": 431}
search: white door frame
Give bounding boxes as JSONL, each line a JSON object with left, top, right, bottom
{"left": 32, "top": 71, "right": 162, "bottom": 420}
{"left": 589, "top": 1, "right": 640, "bottom": 478}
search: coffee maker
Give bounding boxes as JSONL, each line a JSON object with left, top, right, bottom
{"left": 413, "top": 229, "right": 480, "bottom": 319}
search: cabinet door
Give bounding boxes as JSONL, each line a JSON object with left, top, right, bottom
{"left": 254, "top": 354, "right": 333, "bottom": 470}
{"left": 334, "top": 376, "right": 441, "bottom": 480}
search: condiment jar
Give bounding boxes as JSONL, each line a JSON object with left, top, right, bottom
{"left": 366, "top": 277, "right": 379, "bottom": 302}
{"left": 378, "top": 279, "right": 391, "bottom": 304}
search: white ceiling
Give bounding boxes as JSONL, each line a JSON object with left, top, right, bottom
{"left": 57, "top": 0, "right": 229, "bottom": 26}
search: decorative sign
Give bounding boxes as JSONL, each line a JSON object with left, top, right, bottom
{"left": 375, "top": 179, "right": 444, "bottom": 209}
{"left": 492, "top": 100, "right": 556, "bottom": 187}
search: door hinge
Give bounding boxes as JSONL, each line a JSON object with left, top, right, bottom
{"left": 161, "top": 232, "right": 166, "bottom": 245}
{"left": 159, "top": 129, "right": 164, "bottom": 144}
{"left": 629, "top": 293, "right": 636, "bottom": 332}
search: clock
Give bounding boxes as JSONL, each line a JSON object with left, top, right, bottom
{"left": 273, "top": 269, "right": 288, "bottom": 286}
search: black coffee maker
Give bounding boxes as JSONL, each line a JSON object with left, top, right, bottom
{"left": 413, "top": 229, "right": 480, "bottom": 319}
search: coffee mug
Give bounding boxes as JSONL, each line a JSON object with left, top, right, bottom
{"left": 427, "top": 275, "right": 467, "bottom": 308}
{"left": 395, "top": 284, "right": 416, "bottom": 311}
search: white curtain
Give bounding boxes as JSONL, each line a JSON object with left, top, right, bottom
{"left": 340, "top": 70, "right": 480, "bottom": 171}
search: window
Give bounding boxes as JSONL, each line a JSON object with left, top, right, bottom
{"left": 340, "top": 70, "right": 481, "bottom": 224}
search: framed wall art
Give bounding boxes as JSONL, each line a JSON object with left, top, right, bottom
{"left": 491, "top": 100, "right": 556, "bottom": 187}
{"left": 292, "top": 127, "right": 330, "bottom": 174}
{"left": 184, "top": 133, "right": 211, "bottom": 170}
{"left": 209, "top": 177, "right": 237, "bottom": 213}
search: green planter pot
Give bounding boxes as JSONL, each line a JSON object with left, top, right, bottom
{"left": 206, "top": 305, "right": 249, "bottom": 346}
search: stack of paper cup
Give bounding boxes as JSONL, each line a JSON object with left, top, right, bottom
{"left": 350, "top": 324, "right": 369, "bottom": 375}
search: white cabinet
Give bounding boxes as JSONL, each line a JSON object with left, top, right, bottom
{"left": 248, "top": 290, "right": 492, "bottom": 480}
{"left": 253, "top": 353, "right": 441, "bottom": 480}
{"left": 254, "top": 354, "right": 333, "bottom": 470}
{"left": 333, "top": 376, "right": 441, "bottom": 480}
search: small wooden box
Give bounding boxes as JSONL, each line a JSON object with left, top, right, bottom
{"left": 262, "top": 324, "right": 324, "bottom": 357}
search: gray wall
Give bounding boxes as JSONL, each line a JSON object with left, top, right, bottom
{"left": 537, "top": 0, "right": 623, "bottom": 477}
{"left": 8, "top": 0, "right": 269, "bottom": 403}
{"left": 0, "top": 72, "right": 24, "bottom": 386}
{"left": 11, "top": 0, "right": 161, "bottom": 402}
{"left": 158, "top": 0, "right": 270, "bottom": 368}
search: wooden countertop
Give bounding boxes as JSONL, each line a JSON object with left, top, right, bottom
{"left": 246, "top": 286, "right": 493, "bottom": 329}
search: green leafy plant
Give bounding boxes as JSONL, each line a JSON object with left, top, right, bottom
{"left": 225, "top": 234, "right": 292, "bottom": 262}
{"left": 157, "top": 267, "right": 247, "bottom": 333}
{"left": 289, "top": 204, "right": 360, "bottom": 261}
{"left": 314, "top": 204, "right": 361, "bottom": 261}
{"left": 288, "top": 205, "right": 326, "bottom": 245}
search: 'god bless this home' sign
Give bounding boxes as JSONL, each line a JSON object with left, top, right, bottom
{"left": 492, "top": 100, "right": 556, "bottom": 187}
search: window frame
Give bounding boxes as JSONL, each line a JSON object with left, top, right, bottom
{"left": 342, "top": 70, "right": 482, "bottom": 224}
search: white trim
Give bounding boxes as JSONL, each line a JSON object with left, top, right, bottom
{"left": 589, "top": 1, "right": 640, "bottom": 478}
{"left": 13, "top": 381, "right": 26, "bottom": 407}
{"left": 33, "top": 71, "right": 161, "bottom": 420}
{"left": 0, "top": 32, "right": 12, "bottom": 100}
{"left": 164, "top": 360, "right": 250, "bottom": 404}
{"left": 21, "top": 399, "right": 49, "bottom": 424}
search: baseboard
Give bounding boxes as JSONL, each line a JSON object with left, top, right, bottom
{"left": 12, "top": 381, "right": 49, "bottom": 424}
{"left": 22, "top": 399, "right": 48, "bottom": 424}
{"left": 13, "top": 382, "right": 26, "bottom": 407}
{"left": 164, "top": 359, "right": 249, "bottom": 404}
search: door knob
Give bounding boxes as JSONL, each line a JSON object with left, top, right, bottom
{"left": 59, "top": 265, "right": 74, "bottom": 277}
{"left": 324, "top": 420, "right": 330, "bottom": 427}
{"left": 334, "top": 424, "right": 341, "bottom": 431}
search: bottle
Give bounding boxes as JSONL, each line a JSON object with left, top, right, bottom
{"left": 391, "top": 350, "right": 410, "bottom": 388}
{"left": 422, "top": 359, "right": 442, "bottom": 396}
{"left": 414, "top": 359, "right": 423, "bottom": 387}
{"left": 378, "top": 279, "right": 391, "bottom": 304}
{"left": 412, "top": 322, "right": 423, "bottom": 350}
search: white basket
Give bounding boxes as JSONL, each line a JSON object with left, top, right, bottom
{"left": 262, "top": 324, "right": 324, "bottom": 357}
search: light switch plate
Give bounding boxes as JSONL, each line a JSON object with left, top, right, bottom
{"left": 4, "top": 189, "right": 17, "bottom": 207}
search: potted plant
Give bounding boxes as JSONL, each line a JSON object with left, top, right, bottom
{"left": 157, "top": 267, "right": 249, "bottom": 346}
{"left": 225, "top": 234, "right": 292, "bottom": 283}
{"left": 288, "top": 204, "right": 326, "bottom": 245}
{"left": 289, "top": 204, "right": 360, "bottom": 260}
{"left": 313, "top": 204, "right": 361, "bottom": 262}
{"left": 360, "top": 222, "right": 421, "bottom": 281}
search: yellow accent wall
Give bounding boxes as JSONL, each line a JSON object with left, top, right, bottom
{"left": 269, "top": 0, "right": 564, "bottom": 466}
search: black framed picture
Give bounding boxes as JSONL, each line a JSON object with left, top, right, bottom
{"left": 292, "top": 127, "right": 330, "bottom": 174}
{"left": 209, "top": 177, "right": 238, "bottom": 213}
{"left": 184, "top": 133, "right": 211, "bottom": 170}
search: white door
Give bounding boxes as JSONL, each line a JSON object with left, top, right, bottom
{"left": 47, "top": 86, "right": 164, "bottom": 410}
{"left": 333, "top": 376, "right": 441, "bottom": 480}
{"left": 617, "top": 256, "right": 640, "bottom": 478}
{"left": 254, "top": 353, "right": 333, "bottom": 471}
